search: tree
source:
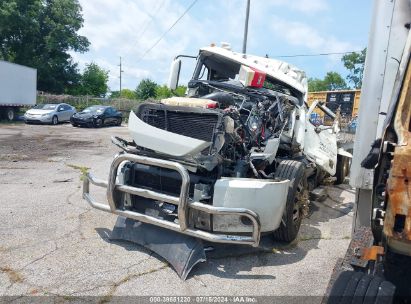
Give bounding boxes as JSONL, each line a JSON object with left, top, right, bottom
{"left": 323, "top": 71, "right": 347, "bottom": 90}
{"left": 111, "top": 89, "right": 137, "bottom": 99}
{"left": 0, "top": 0, "right": 90, "bottom": 93}
{"left": 155, "top": 85, "right": 187, "bottom": 99}
{"left": 156, "top": 85, "right": 173, "bottom": 99}
{"left": 110, "top": 91, "right": 121, "bottom": 98}
{"left": 121, "top": 89, "right": 137, "bottom": 99}
{"left": 308, "top": 72, "right": 347, "bottom": 92}
{"left": 173, "top": 85, "right": 187, "bottom": 97}
{"left": 308, "top": 78, "right": 328, "bottom": 92}
{"left": 135, "top": 79, "right": 157, "bottom": 100}
{"left": 341, "top": 48, "right": 366, "bottom": 89}
{"left": 79, "top": 63, "right": 109, "bottom": 97}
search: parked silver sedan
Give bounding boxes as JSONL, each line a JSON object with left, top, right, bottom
{"left": 24, "top": 103, "right": 76, "bottom": 125}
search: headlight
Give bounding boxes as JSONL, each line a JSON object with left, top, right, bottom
{"left": 42, "top": 113, "right": 51, "bottom": 117}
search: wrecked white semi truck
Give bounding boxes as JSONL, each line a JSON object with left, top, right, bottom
{"left": 84, "top": 46, "right": 350, "bottom": 278}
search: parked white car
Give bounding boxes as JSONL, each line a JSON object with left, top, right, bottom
{"left": 24, "top": 103, "right": 76, "bottom": 125}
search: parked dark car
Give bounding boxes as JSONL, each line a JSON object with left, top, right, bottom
{"left": 70, "top": 105, "right": 122, "bottom": 128}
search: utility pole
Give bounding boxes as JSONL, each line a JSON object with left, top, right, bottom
{"left": 118, "top": 57, "right": 124, "bottom": 94}
{"left": 242, "top": 0, "right": 251, "bottom": 56}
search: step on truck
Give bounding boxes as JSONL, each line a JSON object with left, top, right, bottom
{"left": 83, "top": 45, "right": 351, "bottom": 279}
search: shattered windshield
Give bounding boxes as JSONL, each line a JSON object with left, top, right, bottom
{"left": 193, "top": 53, "right": 240, "bottom": 82}
{"left": 192, "top": 53, "right": 300, "bottom": 98}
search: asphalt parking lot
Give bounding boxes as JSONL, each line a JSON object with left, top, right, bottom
{"left": 0, "top": 122, "right": 354, "bottom": 301}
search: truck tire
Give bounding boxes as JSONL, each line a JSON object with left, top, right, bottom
{"left": 383, "top": 249, "right": 411, "bottom": 298}
{"left": 5, "top": 107, "right": 16, "bottom": 121}
{"left": 327, "top": 271, "right": 395, "bottom": 304}
{"left": 335, "top": 155, "right": 350, "bottom": 184}
{"left": 273, "top": 160, "right": 307, "bottom": 242}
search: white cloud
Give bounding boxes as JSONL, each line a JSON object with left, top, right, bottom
{"left": 252, "top": 0, "right": 328, "bottom": 14}
{"left": 271, "top": 19, "right": 355, "bottom": 54}
{"left": 289, "top": 0, "right": 328, "bottom": 13}
{"left": 76, "top": 0, "right": 199, "bottom": 89}
{"left": 94, "top": 58, "right": 150, "bottom": 87}
{"left": 269, "top": 18, "right": 360, "bottom": 75}
{"left": 72, "top": 0, "right": 364, "bottom": 89}
{"left": 76, "top": 0, "right": 246, "bottom": 89}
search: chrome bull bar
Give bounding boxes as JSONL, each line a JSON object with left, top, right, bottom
{"left": 83, "top": 153, "right": 261, "bottom": 247}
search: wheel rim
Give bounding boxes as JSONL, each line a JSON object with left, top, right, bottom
{"left": 95, "top": 119, "right": 102, "bottom": 127}
{"left": 53, "top": 116, "right": 58, "bottom": 124}
{"left": 7, "top": 110, "right": 14, "bottom": 120}
{"left": 293, "top": 180, "right": 309, "bottom": 224}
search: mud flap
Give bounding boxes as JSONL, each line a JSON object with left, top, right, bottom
{"left": 110, "top": 216, "right": 206, "bottom": 280}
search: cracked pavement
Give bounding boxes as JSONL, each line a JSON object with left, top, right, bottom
{"left": 0, "top": 123, "right": 354, "bottom": 300}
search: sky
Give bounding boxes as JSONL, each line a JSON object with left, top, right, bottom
{"left": 73, "top": 0, "right": 373, "bottom": 92}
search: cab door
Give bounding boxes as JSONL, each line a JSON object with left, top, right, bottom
{"left": 304, "top": 102, "right": 338, "bottom": 175}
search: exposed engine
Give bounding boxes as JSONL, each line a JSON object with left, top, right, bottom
{"left": 126, "top": 80, "right": 301, "bottom": 201}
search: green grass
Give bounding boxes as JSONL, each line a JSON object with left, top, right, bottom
{"left": 66, "top": 163, "right": 90, "bottom": 180}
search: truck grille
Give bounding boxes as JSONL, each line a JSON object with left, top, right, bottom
{"left": 125, "top": 163, "right": 215, "bottom": 197}
{"left": 137, "top": 103, "right": 221, "bottom": 143}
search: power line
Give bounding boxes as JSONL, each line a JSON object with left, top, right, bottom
{"left": 273, "top": 51, "right": 362, "bottom": 58}
{"left": 133, "top": 0, "right": 167, "bottom": 47}
{"left": 136, "top": 0, "right": 198, "bottom": 62}
{"left": 120, "top": 0, "right": 166, "bottom": 72}
{"left": 120, "top": 1, "right": 166, "bottom": 67}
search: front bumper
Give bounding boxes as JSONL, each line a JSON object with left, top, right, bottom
{"left": 83, "top": 152, "right": 262, "bottom": 247}
{"left": 24, "top": 115, "right": 52, "bottom": 123}
{"left": 71, "top": 117, "right": 93, "bottom": 126}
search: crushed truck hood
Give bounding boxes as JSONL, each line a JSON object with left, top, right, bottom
{"left": 128, "top": 110, "right": 211, "bottom": 157}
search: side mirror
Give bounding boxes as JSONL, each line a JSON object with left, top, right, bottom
{"left": 58, "top": 107, "right": 64, "bottom": 112}
{"left": 167, "top": 58, "right": 182, "bottom": 90}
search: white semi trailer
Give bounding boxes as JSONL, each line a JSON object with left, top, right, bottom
{"left": 0, "top": 61, "right": 37, "bottom": 121}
